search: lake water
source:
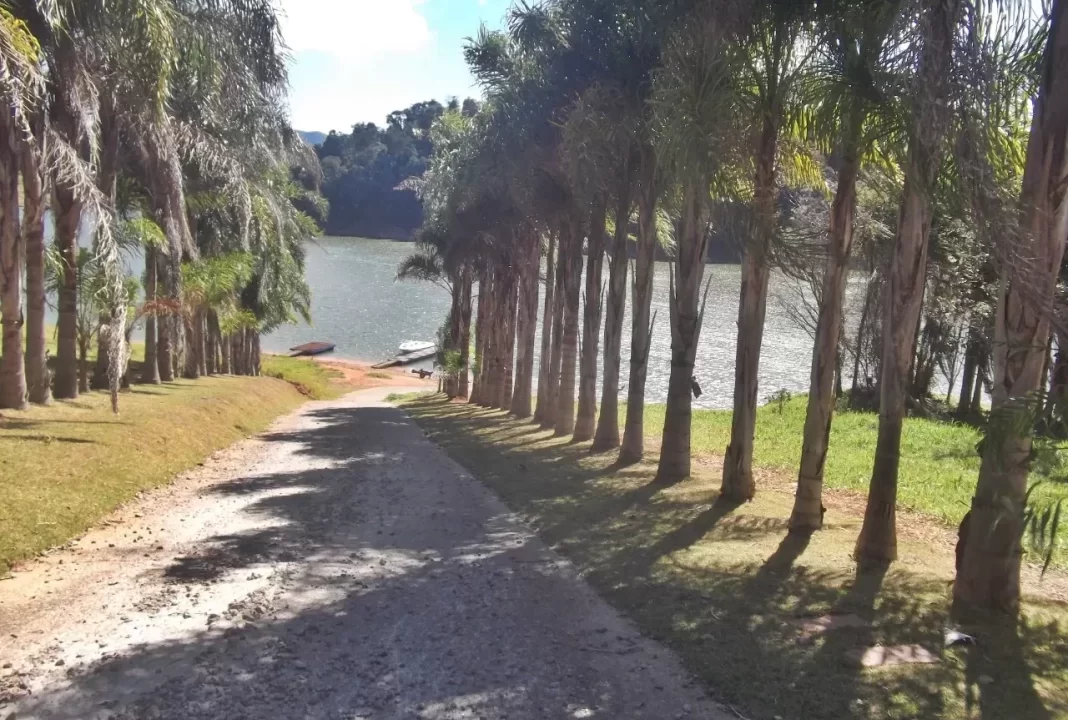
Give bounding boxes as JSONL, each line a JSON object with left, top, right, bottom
{"left": 264, "top": 236, "right": 860, "bottom": 410}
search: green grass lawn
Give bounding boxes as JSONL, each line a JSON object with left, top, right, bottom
{"left": 643, "top": 396, "right": 1068, "bottom": 530}
{"left": 401, "top": 394, "right": 1068, "bottom": 720}
{"left": 0, "top": 376, "right": 309, "bottom": 576}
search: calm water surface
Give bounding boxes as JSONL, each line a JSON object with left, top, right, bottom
{"left": 266, "top": 236, "right": 856, "bottom": 409}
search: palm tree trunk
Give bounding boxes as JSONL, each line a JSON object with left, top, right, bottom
{"left": 593, "top": 169, "right": 633, "bottom": 451}
{"left": 656, "top": 184, "right": 711, "bottom": 483}
{"left": 459, "top": 270, "right": 473, "bottom": 398}
{"left": 54, "top": 180, "right": 82, "bottom": 399}
{"left": 575, "top": 201, "right": 607, "bottom": 441}
{"left": 722, "top": 117, "right": 778, "bottom": 502}
{"left": 791, "top": 122, "right": 863, "bottom": 530}
{"left": 157, "top": 257, "right": 175, "bottom": 382}
{"left": 499, "top": 267, "right": 518, "bottom": 410}
{"left": 22, "top": 116, "right": 49, "bottom": 405}
{"left": 512, "top": 234, "right": 539, "bottom": 417}
{"left": 78, "top": 336, "right": 90, "bottom": 394}
{"left": 183, "top": 313, "right": 200, "bottom": 379}
{"left": 220, "top": 331, "right": 231, "bottom": 375}
{"left": 535, "top": 234, "right": 557, "bottom": 422}
{"left": 556, "top": 216, "right": 585, "bottom": 436}
{"left": 621, "top": 148, "right": 659, "bottom": 463}
{"left": 956, "top": 324, "right": 979, "bottom": 419}
{"left": 142, "top": 246, "right": 162, "bottom": 384}
{"left": 91, "top": 92, "right": 121, "bottom": 393}
{"left": 541, "top": 238, "right": 566, "bottom": 429}
{"left": 856, "top": 0, "right": 959, "bottom": 569}
{"left": 205, "top": 311, "right": 216, "bottom": 375}
{"left": 471, "top": 267, "right": 488, "bottom": 404}
{"left": 446, "top": 277, "right": 463, "bottom": 397}
{"left": 0, "top": 108, "right": 25, "bottom": 410}
{"left": 480, "top": 268, "right": 498, "bottom": 406}
{"left": 954, "top": 0, "right": 1068, "bottom": 614}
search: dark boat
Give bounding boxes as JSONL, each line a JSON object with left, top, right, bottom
{"left": 289, "top": 342, "right": 336, "bottom": 357}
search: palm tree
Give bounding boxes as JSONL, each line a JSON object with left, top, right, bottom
{"left": 855, "top": 0, "right": 963, "bottom": 568}
{"left": 721, "top": 0, "right": 813, "bottom": 501}
{"left": 953, "top": 0, "right": 1065, "bottom": 613}
{"left": 651, "top": 6, "right": 740, "bottom": 484}
{"left": 0, "top": 11, "right": 41, "bottom": 409}
{"left": 22, "top": 110, "right": 49, "bottom": 404}
{"left": 790, "top": 0, "right": 904, "bottom": 530}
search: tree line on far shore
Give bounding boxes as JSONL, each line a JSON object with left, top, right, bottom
{"left": 0, "top": 0, "right": 322, "bottom": 414}
{"left": 399, "top": 0, "right": 1068, "bottom": 617}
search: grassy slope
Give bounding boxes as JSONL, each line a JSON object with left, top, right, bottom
{"left": 0, "top": 341, "right": 357, "bottom": 575}
{"left": 402, "top": 395, "right": 1068, "bottom": 720}
{"left": 0, "top": 376, "right": 308, "bottom": 575}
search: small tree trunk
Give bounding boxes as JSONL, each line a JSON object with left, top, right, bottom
{"left": 556, "top": 215, "right": 585, "bottom": 436}
{"left": 252, "top": 332, "right": 261, "bottom": 376}
{"left": 575, "top": 200, "right": 607, "bottom": 442}
{"left": 0, "top": 108, "right": 26, "bottom": 410}
{"left": 656, "top": 184, "right": 711, "bottom": 483}
{"left": 183, "top": 311, "right": 201, "bottom": 379}
{"left": 92, "top": 318, "right": 111, "bottom": 390}
{"left": 541, "top": 238, "right": 566, "bottom": 428}
{"left": 535, "top": 234, "right": 557, "bottom": 422}
{"left": 791, "top": 120, "right": 862, "bottom": 530}
{"left": 459, "top": 271, "right": 473, "bottom": 398}
{"left": 512, "top": 235, "right": 539, "bottom": 417}
{"left": 22, "top": 115, "right": 49, "bottom": 405}
{"left": 197, "top": 311, "right": 207, "bottom": 377}
{"left": 954, "top": 0, "right": 1068, "bottom": 614}
{"left": 621, "top": 147, "right": 659, "bottom": 463}
{"left": 856, "top": 0, "right": 959, "bottom": 570}
{"left": 593, "top": 167, "right": 634, "bottom": 451}
{"left": 722, "top": 117, "right": 778, "bottom": 502}
{"left": 850, "top": 270, "right": 877, "bottom": 404}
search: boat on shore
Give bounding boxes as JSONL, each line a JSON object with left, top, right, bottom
{"left": 290, "top": 341, "right": 336, "bottom": 357}
{"left": 372, "top": 341, "right": 438, "bottom": 369}
{"left": 398, "top": 341, "right": 436, "bottom": 355}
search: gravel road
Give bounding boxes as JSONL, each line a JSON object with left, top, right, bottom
{"left": 0, "top": 388, "right": 725, "bottom": 720}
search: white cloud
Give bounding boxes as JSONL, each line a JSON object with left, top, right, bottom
{"left": 276, "top": 0, "right": 432, "bottom": 59}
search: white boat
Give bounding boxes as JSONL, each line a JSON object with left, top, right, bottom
{"left": 398, "top": 341, "right": 436, "bottom": 355}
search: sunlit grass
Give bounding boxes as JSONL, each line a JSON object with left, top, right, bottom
{"left": 639, "top": 396, "right": 1068, "bottom": 528}
{"left": 261, "top": 355, "right": 352, "bottom": 400}
{"left": 0, "top": 376, "right": 306, "bottom": 575}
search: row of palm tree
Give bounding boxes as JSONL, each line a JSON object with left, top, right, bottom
{"left": 402, "top": 0, "right": 1066, "bottom": 616}
{"left": 0, "top": 0, "right": 320, "bottom": 414}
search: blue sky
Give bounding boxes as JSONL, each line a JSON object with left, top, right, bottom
{"left": 279, "top": 0, "right": 513, "bottom": 134}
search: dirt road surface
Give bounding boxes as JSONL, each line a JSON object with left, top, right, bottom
{"left": 0, "top": 388, "right": 725, "bottom": 720}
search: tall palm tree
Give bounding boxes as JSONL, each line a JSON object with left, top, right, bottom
{"left": 651, "top": 5, "right": 740, "bottom": 484}
{"left": 790, "top": 0, "right": 903, "bottom": 530}
{"left": 954, "top": 0, "right": 1064, "bottom": 613}
{"left": 0, "top": 10, "right": 41, "bottom": 409}
{"left": 855, "top": 0, "right": 963, "bottom": 567}
{"left": 721, "top": 0, "right": 813, "bottom": 501}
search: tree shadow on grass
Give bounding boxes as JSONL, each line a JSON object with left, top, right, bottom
{"left": 400, "top": 394, "right": 1068, "bottom": 720}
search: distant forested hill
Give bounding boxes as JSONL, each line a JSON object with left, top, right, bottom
{"left": 298, "top": 130, "right": 327, "bottom": 146}
{"left": 314, "top": 98, "right": 479, "bottom": 240}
